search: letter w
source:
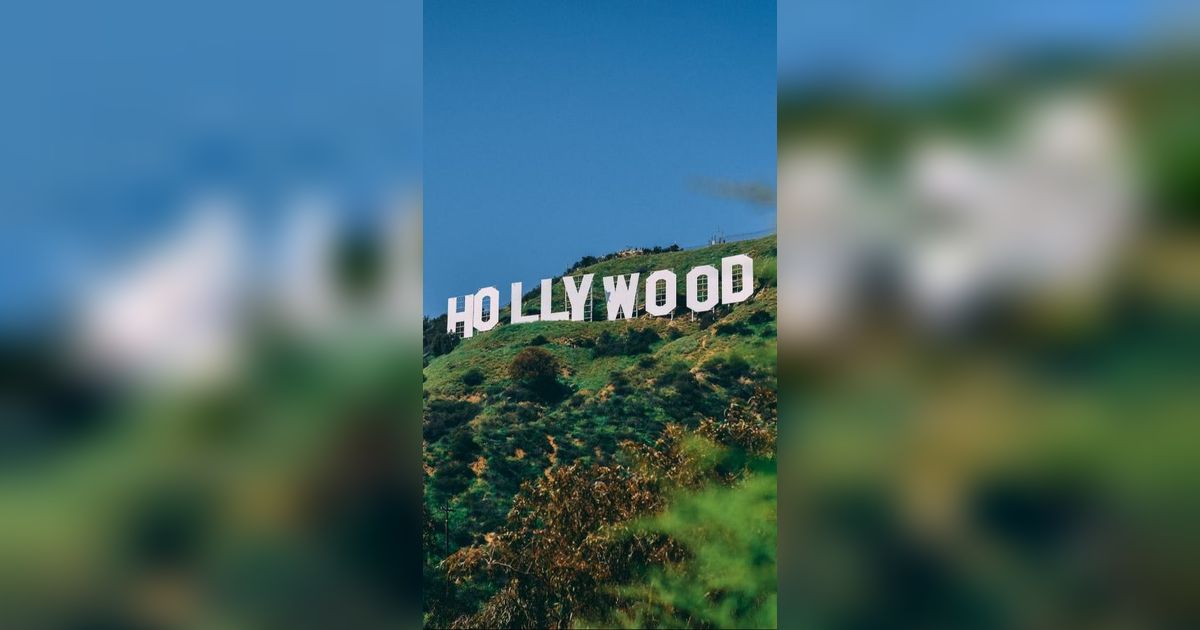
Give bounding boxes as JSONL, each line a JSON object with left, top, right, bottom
{"left": 602, "top": 273, "right": 639, "bottom": 320}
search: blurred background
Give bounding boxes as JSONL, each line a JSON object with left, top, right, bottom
{"left": 777, "top": 0, "right": 1200, "bottom": 627}
{"left": 0, "top": 1, "right": 423, "bottom": 627}
{"left": 4, "top": 0, "right": 1200, "bottom": 627}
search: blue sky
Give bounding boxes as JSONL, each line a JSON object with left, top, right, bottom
{"left": 778, "top": 0, "right": 1179, "bottom": 88}
{"left": 424, "top": 0, "right": 776, "bottom": 315}
{"left": 1, "top": 0, "right": 1179, "bottom": 324}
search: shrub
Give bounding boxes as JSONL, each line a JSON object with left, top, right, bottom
{"left": 430, "top": 427, "right": 481, "bottom": 497}
{"left": 508, "top": 347, "right": 568, "bottom": 403}
{"left": 656, "top": 361, "right": 710, "bottom": 420}
{"left": 425, "top": 399, "right": 480, "bottom": 443}
{"left": 593, "top": 327, "right": 661, "bottom": 357}
{"left": 702, "top": 354, "right": 753, "bottom": 390}
{"left": 423, "top": 315, "right": 460, "bottom": 357}
{"left": 610, "top": 370, "right": 633, "bottom": 396}
{"left": 593, "top": 330, "right": 622, "bottom": 357}
{"left": 755, "top": 258, "right": 777, "bottom": 288}
{"left": 748, "top": 310, "right": 773, "bottom": 325}
{"left": 612, "top": 471, "right": 777, "bottom": 629}
{"left": 529, "top": 334, "right": 549, "bottom": 346}
{"left": 461, "top": 368, "right": 485, "bottom": 388}
{"left": 624, "top": 328, "right": 660, "bottom": 354}
{"left": 715, "top": 320, "right": 751, "bottom": 336}
{"left": 510, "top": 347, "right": 558, "bottom": 384}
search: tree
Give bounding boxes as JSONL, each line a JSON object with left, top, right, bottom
{"left": 611, "top": 471, "right": 778, "bottom": 629}
{"left": 508, "top": 347, "right": 568, "bottom": 402}
{"left": 439, "top": 422, "right": 776, "bottom": 629}
{"left": 443, "top": 460, "right": 674, "bottom": 628}
{"left": 431, "top": 427, "right": 481, "bottom": 496}
{"left": 424, "top": 315, "right": 460, "bottom": 358}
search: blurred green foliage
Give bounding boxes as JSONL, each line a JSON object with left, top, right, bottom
{"left": 1, "top": 333, "right": 424, "bottom": 628}
{"left": 774, "top": 48, "right": 1200, "bottom": 627}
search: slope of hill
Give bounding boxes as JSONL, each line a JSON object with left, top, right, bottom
{"left": 424, "top": 235, "right": 777, "bottom": 392}
{"left": 422, "top": 236, "right": 777, "bottom": 627}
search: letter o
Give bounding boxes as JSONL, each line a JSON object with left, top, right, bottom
{"left": 474, "top": 286, "right": 500, "bottom": 331}
{"left": 686, "top": 265, "right": 719, "bottom": 312}
{"left": 644, "top": 269, "right": 677, "bottom": 317}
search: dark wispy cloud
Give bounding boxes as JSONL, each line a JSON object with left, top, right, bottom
{"left": 690, "top": 177, "right": 776, "bottom": 212}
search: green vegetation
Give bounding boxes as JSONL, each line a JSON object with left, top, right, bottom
{"left": 423, "top": 237, "right": 778, "bottom": 628}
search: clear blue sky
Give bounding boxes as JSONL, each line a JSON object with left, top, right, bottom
{"left": 778, "top": 0, "right": 1180, "bottom": 88}
{"left": 424, "top": 1, "right": 777, "bottom": 315}
{"left": 2, "top": 0, "right": 1177, "bottom": 324}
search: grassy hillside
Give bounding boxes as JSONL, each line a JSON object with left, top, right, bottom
{"left": 423, "top": 236, "right": 777, "bottom": 627}
{"left": 424, "top": 235, "right": 777, "bottom": 393}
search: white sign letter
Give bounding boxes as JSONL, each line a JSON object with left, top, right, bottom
{"left": 511, "top": 282, "right": 539, "bottom": 324}
{"left": 602, "top": 273, "right": 640, "bottom": 320}
{"left": 447, "top": 294, "right": 475, "bottom": 338}
{"left": 474, "top": 286, "right": 500, "bottom": 332}
{"left": 564, "top": 274, "right": 594, "bottom": 321}
{"left": 686, "top": 265, "right": 719, "bottom": 312}
{"left": 721, "top": 254, "right": 754, "bottom": 304}
{"left": 540, "top": 278, "right": 569, "bottom": 321}
{"left": 644, "top": 269, "right": 676, "bottom": 317}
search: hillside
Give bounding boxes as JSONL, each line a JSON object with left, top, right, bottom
{"left": 422, "top": 236, "right": 778, "bottom": 627}
{"left": 424, "top": 235, "right": 776, "bottom": 387}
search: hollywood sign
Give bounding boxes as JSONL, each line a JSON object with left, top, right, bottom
{"left": 447, "top": 254, "right": 754, "bottom": 338}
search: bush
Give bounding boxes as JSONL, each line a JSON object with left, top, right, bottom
{"left": 609, "top": 370, "right": 633, "bottom": 396}
{"left": 656, "top": 361, "right": 710, "bottom": 420}
{"left": 624, "top": 328, "right": 660, "bottom": 354}
{"left": 748, "top": 310, "right": 773, "bottom": 325}
{"left": 461, "top": 368, "right": 485, "bottom": 388}
{"left": 613, "top": 472, "right": 777, "bottom": 629}
{"left": 593, "top": 330, "right": 622, "bottom": 357}
{"left": 424, "top": 315, "right": 460, "bottom": 357}
{"left": 509, "top": 347, "right": 559, "bottom": 384}
{"left": 755, "top": 258, "right": 777, "bottom": 288}
{"left": 425, "top": 399, "right": 480, "bottom": 443}
{"left": 702, "top": 354, "right": 753, "bottom": 390}
{"left": 430, "top": 426, "right": 481, "bottom": 496}
{"left": 529, "top": 334, "right": 549, "bottom": 346}
{"left": 508, "top": 347, "right": 569, "bottom": 403}
{"left": 593, "top": 327, "right": 661, "bottom": 357}
{"left": 715, "top": 320, "right": 751, "bottom": 336}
